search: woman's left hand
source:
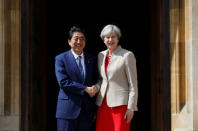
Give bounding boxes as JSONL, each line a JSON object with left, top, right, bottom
{"left": 124, "top": 109, "right": 134, "bottom": 124}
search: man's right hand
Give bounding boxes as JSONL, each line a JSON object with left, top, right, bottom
{"left": 85, "top": 86, "right": 98, "bottom": 97}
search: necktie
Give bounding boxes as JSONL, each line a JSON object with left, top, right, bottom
{"left": 77, "top": 56, "right": 84, "bottom": 80}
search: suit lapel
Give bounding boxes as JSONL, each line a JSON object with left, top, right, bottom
{"left": 101, "top": 50, "right": 108, "bottom": 80}
{"left": 68, "top": 50, "right": 83, "bottom": 82}
{"left": 83, "top": 53, "right": 89, "bottom": 83}
{"left": 104, "top": 46, "right": 122, "bottom": 79}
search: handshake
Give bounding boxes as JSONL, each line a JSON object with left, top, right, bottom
{"left": 85, "top": 86, "right": 98, "bottom": 97}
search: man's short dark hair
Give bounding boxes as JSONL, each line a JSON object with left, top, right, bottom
{"left": 68, "top": 26, "right": 86, "bottom": 40}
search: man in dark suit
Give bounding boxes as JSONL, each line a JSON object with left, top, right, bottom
{"left": 55, "top": 26, "right": 98, "bottom": 131}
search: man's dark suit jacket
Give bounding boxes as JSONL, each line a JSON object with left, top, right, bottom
{"left": 55, "top": 50, "right": 97, "bottom": 120}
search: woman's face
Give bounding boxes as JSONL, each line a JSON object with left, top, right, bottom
{"left": 104, "top": 32, "right": 119, "bottom": 52}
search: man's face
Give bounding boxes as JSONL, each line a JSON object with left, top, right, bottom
{"left": 68, "top": 32, "right": 86, "bottom": 55}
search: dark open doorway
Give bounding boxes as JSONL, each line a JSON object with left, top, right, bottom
{"left": 46, "top": 1, "right": 151, "bottom": 131}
